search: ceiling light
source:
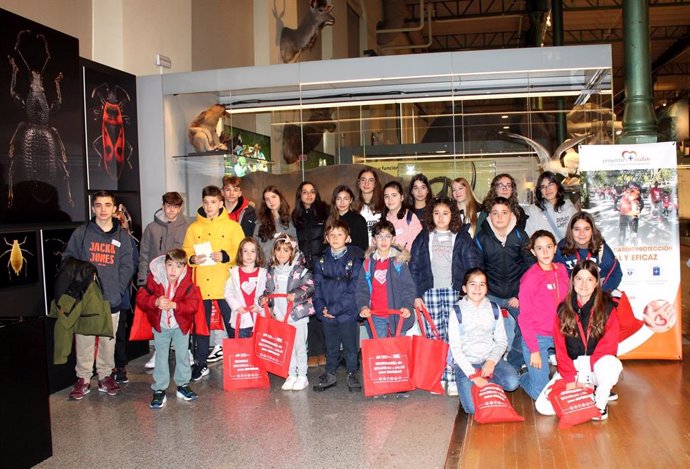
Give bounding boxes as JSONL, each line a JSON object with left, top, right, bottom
{"left": 501, "top": 115, "right": 509, "bottom": 119}
{"left": 503, "top": 125, "right": 510, "bottom": 129}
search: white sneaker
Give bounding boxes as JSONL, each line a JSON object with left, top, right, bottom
{"left": 292, "top": 376, "right": 309, "bottom": 391}
{"left": 446, "top": 381, "right": 459, "bottom": 397}
{"left": 207, "top": 345, "right": 223, "bottom": 363}
{"left": 282, "top": 376, "right": 298, "bottom": 390}
{"left": 548, "top": 354, "right": 557, "bottom": 366}
{"left": 188, "top": 350, "right": 194, "bottom": 365}
{"left": 144, "top": 352, "right": 156, "bottom": 369}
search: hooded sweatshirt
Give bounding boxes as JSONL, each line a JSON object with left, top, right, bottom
{"left": 524, "top": 199, "right": 578, "bottom": 241}
{"left": 63, "top": 218, "right": 134, "bottom": 312}
{"left": 138, "top": 208, "right": 190, "bottom": 285}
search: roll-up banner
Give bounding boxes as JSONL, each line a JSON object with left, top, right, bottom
{"left": 580, "top": 142, "right": 681, "bottom": 360}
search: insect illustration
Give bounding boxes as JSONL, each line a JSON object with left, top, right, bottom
{"left": 91, "top": 83, "right": 132, "bottom": 180}
{"left": 1, "top": 237, "right": 33, "bottom": 278}
{"left": 7, "top": 30, "right": 73, "bottom": 207}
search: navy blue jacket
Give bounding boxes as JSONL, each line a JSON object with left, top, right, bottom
{"left": 409, "top": 229, "right": 483, "bottom": 298}
{"left": 313, "top": 246, "right": 364, "bottom": 323}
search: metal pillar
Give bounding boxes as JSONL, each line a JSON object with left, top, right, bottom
{"left": 620, "top": 0, "right": 657, "bottom": 143}
{"left": 552, "top": 1, "right": 566, "bottom": 144}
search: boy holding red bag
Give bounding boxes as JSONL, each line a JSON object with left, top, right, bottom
{"left": 136, "top": 249, "right": 201, "bottom": 409}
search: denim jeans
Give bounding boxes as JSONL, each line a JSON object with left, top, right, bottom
{"left": 322, "top": 319, "right": 359, "bottom": 374}
{"left": 228, "top": 327, "right": 253, "bottom": 339}
{"left": 152, "top": 327, "right": 191, "bottom": 391}
{"left": 365, "top": 315, "right": 391, "bottom": 338}
{"left": 487, "top": 294, "right": 524, "bottom": 371}
{"left": 519, "top": 335, "right": 554, "bottom": 400}
{"left": 195, "top": 299, "right": 232, "bottom": 367}
{"left": 453, "top": 359, "right": 519, "bottom": 414}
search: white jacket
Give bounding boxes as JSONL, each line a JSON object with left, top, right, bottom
{"left": 224, "top": 266, "right": 268, "bottom": 330}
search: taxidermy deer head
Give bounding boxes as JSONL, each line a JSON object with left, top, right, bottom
{"left": 280, "top": 0, "right": 335, "bottom": 63}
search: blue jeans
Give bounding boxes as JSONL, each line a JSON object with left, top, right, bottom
{"left": 322, "top": 319, "right": 359, "bottom": 374}
{"left": 453, "top": 359, "right": 519, "bottom": 414}
{"left": 365, "top": 315, "right": 391, "bottom": 338}
{"left": 152, "top": 327, "right": 191, "bottom": 391}
{"left": 487, "top": 294, "right": 524, "bottom": 371}
{"left": 519, "top": 335, "right": 554, "bottom": 400}
{"left": 228, "top": 327, "right": 253, "bottom": 339}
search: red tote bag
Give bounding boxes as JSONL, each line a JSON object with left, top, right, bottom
{"left": 410, "top": 305, "right": 450, "bottom": 394}
{"left": 209, "top": 300, "right": 225, "bottom": 331}
{"left": 361, "top": 311, "right": 415, "bottom": 397}
{"left": 251, "top": 294, "right": 296, "bottom": 378}
{"left": 129, "top": 305, "right": 154, "bottom": 341}
{"left": 471, "top": 380, "right": 524, "bottom": 424}
{"left": 223, "top": 314, "right": 270, "bottom": 390}
{"left": 547, "top": 379, "right": 600, "bottom": 428}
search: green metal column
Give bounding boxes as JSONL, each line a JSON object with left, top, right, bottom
{"left": 620, "top": 0, "right": 657, "bottom": 143}
{"left": 552, "top": 1, "right": 566, "bottom": 144}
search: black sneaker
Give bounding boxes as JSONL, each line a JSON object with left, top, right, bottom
{"left": 346, "top": 372, "right": 362, "bottom": 391}
{"left": 176, "top": 384, "right": 198, "bottom": 401}
{"left": 111, "top": 367, "right": 129, "bottom": 384}
{"left": 150, "top": 391, "right": 166, "bottom": 409}
{"left": 592, "top": 405, "right": 608, "bottom": 421}
{"left": 608, "top": 391, "right": 618, "bottom": 401}
{"left": 312, "top": 372, "right": 337, "bottom": 392}
{"left": 191, "top": 365, "right": 209, "bottom": 382}
{"left": 207, "top": 345, "right": 223, "bottom": 363}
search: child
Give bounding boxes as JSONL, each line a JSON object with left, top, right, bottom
{"left": 410, "top": 197, "right": 482, "bottom": 396}
{"left": 518, "top": 230, "right": 570, "bottom": 401}
{"left": 255, "top": 185, "right": 296, "bottom": 265}
{"left": 477, "top": 173, "right": 528, "bottom": 236}
{"left": 356, "top": 220, "right": 415, "bottom": 339}
{"left": 353, "top": 167, "right": 384, "bottom": 243}
{"left": 259, "top": 233, "right": 315, "bottom": 391}
{"left": 312, "top": 220, "right": 365, "bottom": 392}
{"left": 449, "top": 268, "right": 519, "bottom": 414}
{"left": 405, "top": 174, "right": 431, "bottom": 229}
{"left": 475, "top": 197, "right": 534, "bottom": 371}
{"left": 548, "top": 260, "right": 622, "bottom": 420}
{"left": 327, "top": 184, "right": 369, "bottom": 251}
{"left": 222, "top": 175, "right": 257, "bottom": 237}
{"left": 555, "top": 211, "right": 622, "bottom": 292}
{"left": 136, "top": 249, "right": 201, "bottom": 409}
{"left": 224, "top": 237, "right": 267, "bottom": 338}
{"left": 524, "top": 172, "right": 578, "bottom": 241}
{"left": 451, "top": 177, "right": 481, "bottom": 237}
{"left": 183, "top": 185, "right": 245, "bottom": 381}
{"left": 382, "top": 181, "right": 423, "bottom": 251}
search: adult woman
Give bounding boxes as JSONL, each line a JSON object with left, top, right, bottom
{"left": 254, "top": 186, "right": 296, "bottom": 265}
{"left": 554, "top": 211, "right": 622, "bottom": 292}
{"left": 524, "top": 171, "right": 578, "bottom": 241}
{"left": 327, "top": 185, "right": 369, "bottom": 251}
{"left": 353, "top": 166, "right": 384, "bottom": 243}
{"left": 451, "top": 177, "right": 481, "bottom": 237}
{"left": 477, "top": 173, "right": 527, "bottom": 235}
{"left": 382, "top": 181, "right": 423, "bottom": 251}
{"left": 405, "top": 174, "right": 432, "bottom": 229}
{"left": 292, "top": 181, "right": 329, "bottom": 367}
{"left": 551, "top": 259, "right": 622, "bottom": 420}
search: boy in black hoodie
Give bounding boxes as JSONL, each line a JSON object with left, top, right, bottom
{"left": 63, "top": 191, "right": 135, "bottom": 400}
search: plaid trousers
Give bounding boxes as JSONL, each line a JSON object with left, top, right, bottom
{"left": 423, "top": 287, "right": 460, "bottom": 382}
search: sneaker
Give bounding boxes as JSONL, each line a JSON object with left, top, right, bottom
{"left": 150, "top": 391, "right": 166, "bottom": 409}
{"left": 312, "top": 372, "right": 337, "bottom": 392}
{"left": 395, "top": 391, "right": 410, "bottom": 399}
{"left": 282, "top": 376, "right": 298, "bottom": 390}
{"left": 447, "top": 381, "right": 459, "bottom": 397}
{"left": 608, "top": 391, "right": 618, "bottom": 401}
{"left": 98, "top": 376, "right": 121, "bottom": 396}
{"left": 548, "top": 354, "right": 557, "bottom": 366}
{"left": 292, "top": 376, "right": 309, "bottom": 391}
{"left": 307, "top": 356, "right": 320, "bottom": 368}
{"left": 207, "top": 345, "right": 223, "bottom": 363}
{"left": 144, "top": 352, "right": 156, "bottom": 369}
{"left": 176, "top": 384, "right": 198, "bottom": 401}
{"left": 69, "top": 378, "right": 91, "bottom": 400}
{"left": 592, "top": 405, "right": 608, "bottom": 421}
{"left": 111, "top": 367, "right": 129, "bottom": 384}
{"left": 191, "top": 365, "right": 209, "bottom": 382}
{"left": 346, "top": 372, "right": 362, "bottom": 391}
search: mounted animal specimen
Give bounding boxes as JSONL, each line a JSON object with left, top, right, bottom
{"left": 188, "top": 104, "right": 228, "bottom": 153}
{"left": 280, "top": 0, "right": 335, "bottom": 63}
{"left": 499, "top": 131, "right": 588, "bottom": 179}
{"left": 7, "top": 30, "right": 73, "bottom": 208}
{"left": 282, "top": 108, "right": 336, "bottom": 164}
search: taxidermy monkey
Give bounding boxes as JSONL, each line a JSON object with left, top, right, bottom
{"left": 188, "top": 104, "right": 228, "bottom": 152}
{"left": 280, "top": 0, "right": 335, "bottom": 63}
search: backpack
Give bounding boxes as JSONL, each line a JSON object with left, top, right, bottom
{"left": 452, "top": 301, "right": 501, "bottom": 334}
{"left": 363, "top": 255, "right": 402, "bottom": 293}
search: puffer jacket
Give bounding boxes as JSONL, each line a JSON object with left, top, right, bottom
{"left": 294, "top": 207, "right": 328, "bottom": 270}
{"left": 313, "top": 246, "right": 364, "bottom": 323}
{"left": 262, "top": 251, "right": 315, "bottom": 322}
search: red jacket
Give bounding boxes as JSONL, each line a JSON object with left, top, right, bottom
{"left": 553, "top": 301, "right": 620, "bottom": 384}
{"left": 135, "top": 256, "right": 200, "bottom": 334}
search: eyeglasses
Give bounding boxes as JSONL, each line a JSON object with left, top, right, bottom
{"left": 539, "top": 181, "right": 556, "bottom": 191}
{"left": 495, "top": 183, "right": 513, "bottom": 190}
{"left": 374, "top": 234, "right": 393, "bottom": 241}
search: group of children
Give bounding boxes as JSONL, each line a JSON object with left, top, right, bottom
{"left": 67, "top": 170, "right": 624, "bottom": 423}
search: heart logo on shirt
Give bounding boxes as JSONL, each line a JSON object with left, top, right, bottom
{"left": 241, "top": 280, "right": 256, "bottom": 295}
{"left": 374, "top": 269, "right": 387, "bottom": 284}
